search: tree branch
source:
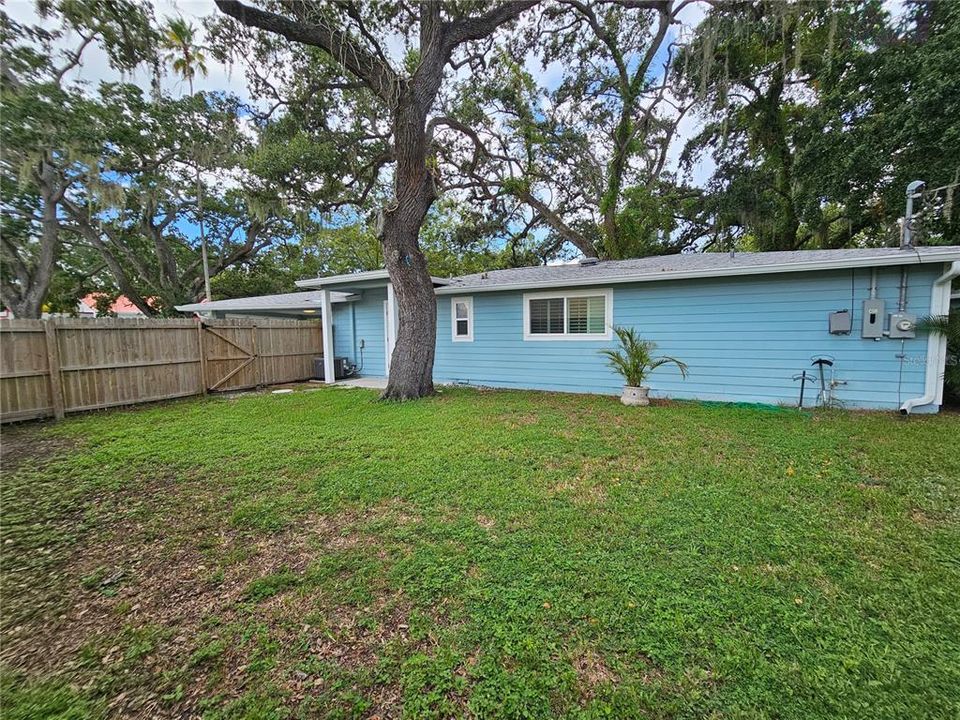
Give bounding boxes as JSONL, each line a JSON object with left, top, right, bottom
{"left": 214, "top": 0, "right": 399, "bottom": 102}
{"left": 54, "top": 32, "right": 95, "bottom": 86}
{"left": 520, "top": 190, "right": 598, "bottom": 257}
{"left": 443, "top": 1, "right": 542, "bottom": 49}
{"left": 427, "top": 116, "right": 488, "bottom": 172}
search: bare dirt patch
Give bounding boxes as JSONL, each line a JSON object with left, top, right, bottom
{"left": 0, "top": 426, "right": 80, "bottom": 474}
{"left": 549, "top": 469, "right": 615, "bottom": 505}
{"left": 909, "top": 508, "right": 942, "bottom": 527}
{"left": 499, "top": 412, "right": 541, "bottom": 429}
{"left": 637, "top": 653, "right": 666, "bottom": 684}
{"left": 475, "top": 514, "right": 495, "bottom": 529}
{"left": 573, "top": 649, "right": 618, "bottom": 699}
{"left": 0, "top": 469, "right": 418, "bottom": 719}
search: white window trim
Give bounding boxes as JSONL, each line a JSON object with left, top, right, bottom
{"left": 522, "top": 288, "right": 613, "bottom": 341}
{"left": 451, "top": 296, "right": 474, "bottom": 342}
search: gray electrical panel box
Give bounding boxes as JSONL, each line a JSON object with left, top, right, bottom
{"left": 828, "top": 310, "right": 852, "bottom": 334}
{"left": 862, "top": 298, "right": 885, "bottom": 339}
{"left": 888, "top": 312, "right": 917, "bottom": 339}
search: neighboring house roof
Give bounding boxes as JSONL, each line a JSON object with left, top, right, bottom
{"left": 296, "top": 269, "right": 451, "bottom": 289}
{"left": 435, "top": 246, "right": 960, "bottom": 294}
{"left": 175, "top": 290, "right": 356, "bottom": 315}
{"left": 80, "top": 294, "right": 148, "bottom": 315}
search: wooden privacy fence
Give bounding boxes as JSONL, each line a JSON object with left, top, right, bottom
{"left": 0, "top": 317, "right": 323, "bottom": 423}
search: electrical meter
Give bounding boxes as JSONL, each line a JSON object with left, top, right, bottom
{"left": 888, "top": 312, "right": 916, "bottom": 339}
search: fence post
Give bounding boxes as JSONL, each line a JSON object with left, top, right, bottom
{"left": 251, "top": 322, "right": 264, "bottom": 387}
{"left": 196, "top": 320, "right": 208, "bottom": 395}
{"left": 44, "top": 320, "right": 65, "bottom": 420}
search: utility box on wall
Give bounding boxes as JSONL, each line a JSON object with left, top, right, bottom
{"left": 861, "top": 299, "right": 885, "bottom": 339}
{"left": 828, "top": 310, "right": 852, "bottom": 335}
{"left": 888, "top": 312, "right": 917, "bottom": 339}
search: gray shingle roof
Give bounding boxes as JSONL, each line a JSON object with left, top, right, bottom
{"left": 437, "top": 246, "right": 960, "bottom": 294}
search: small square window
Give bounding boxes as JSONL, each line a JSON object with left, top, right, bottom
{"left": 451, "top": 297, "right": 473, "bottom": 342}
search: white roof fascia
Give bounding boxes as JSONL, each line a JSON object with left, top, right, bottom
{"left": 296, "top": 270, "right": 451, "bottom": 289}
{"left": 174, "top": 292, "right": 357, "bottom": 314}
{"left": 295, "top": 270, "right": 390, "bottom": 288}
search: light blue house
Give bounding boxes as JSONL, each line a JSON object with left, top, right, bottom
{"left": 182, "top": 247, "right": 960, "bottom": 413}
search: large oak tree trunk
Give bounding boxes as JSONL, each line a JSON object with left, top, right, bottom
{"left": 382, "top": 221, "right": 437, "bottom": 399}
{"left": 5, "top": 282, "right": 47, "bottom": 320}
{"left": 212, "top": 0, "right": 542, "bottom": 400}
{"left": 4, "top": 161, "right": 61, "bottom": 318}
{"left": 381, "top": 99, "right": 438, "bottom": 400}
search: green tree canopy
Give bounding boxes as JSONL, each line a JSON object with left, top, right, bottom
{"left": 676, "top": 0, "right": 959, "bottom": 251}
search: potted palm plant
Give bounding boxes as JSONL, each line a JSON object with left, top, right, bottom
{"left": 600, "top": 326, "right": 689, "bottom": 406}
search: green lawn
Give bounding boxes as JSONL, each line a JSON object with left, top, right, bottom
{"left": 1, "top": 387, "right": 958, "bottom": 719}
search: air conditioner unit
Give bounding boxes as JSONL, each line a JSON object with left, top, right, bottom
{"left": 313, "top": 356, "right": 351, "bottom": 380}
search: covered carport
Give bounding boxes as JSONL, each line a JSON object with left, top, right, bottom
{"left": 176, "top": 291, "right": 360, "bottom": 384}
{"left": 175, "top": 290, "right": 357, "bottom": 320}
{"left": 294, "top": 270, "right": 450, "bottom": 383}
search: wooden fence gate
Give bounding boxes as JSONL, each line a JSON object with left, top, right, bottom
{"left": 199, "top": 320, "right": 322, "bottom": 393}
{"left": 1, "top": 317, "right": 324, "bottom": 423}
{"left": 202, "top": 322, "right": 259, "bottom": 392}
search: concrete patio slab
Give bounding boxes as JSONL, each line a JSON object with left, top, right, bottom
{"left": 332, "top": 376, "right": 388, "bottom": 390}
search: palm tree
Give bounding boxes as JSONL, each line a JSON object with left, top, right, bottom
{"left": 161, "top": 18, "right": 208, "bottom": 86}
{"left": 600, "top": 326, "right": 689, "bottom": 388}
{"left": 160, "top": 17, "right": 211, "bottom": 302}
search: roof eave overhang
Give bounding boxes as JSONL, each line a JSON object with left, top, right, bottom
{"left": 295, "top": 270, "right": 388, "bottom": 288}
{"left": 295, "top": 272, "right": 451, "bottom": 289}
{"left": 174, "top": 293, "right": 359, "bottom": 314}
{"left": 434, "top": 252, "right": 960, "bottom": 295}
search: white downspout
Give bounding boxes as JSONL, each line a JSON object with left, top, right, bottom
{"left": 900, "top": 261, "right": 960, "bottom": 414}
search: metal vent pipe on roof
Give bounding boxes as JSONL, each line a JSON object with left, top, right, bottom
{"left": 902, "top": 180, "right": 925, "bottom": 249}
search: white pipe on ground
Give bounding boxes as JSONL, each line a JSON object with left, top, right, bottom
{"left": 900, "top": 261, "right": 960, "bottom": 414}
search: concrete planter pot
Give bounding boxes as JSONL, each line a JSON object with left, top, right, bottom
{"left": 620, "top": 385, "right": 650, "bottom": 406}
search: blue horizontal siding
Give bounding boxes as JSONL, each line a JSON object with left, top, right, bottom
{"left": 433, "top": 265, "right": 946, "bottom": 411}
{"left": 332, "top": 287, "right": 387, "bottom": 377}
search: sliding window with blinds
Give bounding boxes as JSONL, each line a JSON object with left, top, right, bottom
{"left": 523, "top": 290, "right": 612, "bottom": 340}
{"left": 567, "top": 296, "right": 605, "bottom": 334}
{"left": 528, "top": 297, "right": 564, "bottom": 335}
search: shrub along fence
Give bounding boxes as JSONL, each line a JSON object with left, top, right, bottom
{"left": 0, "top": 317, "right": 323, "bottom": 423}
